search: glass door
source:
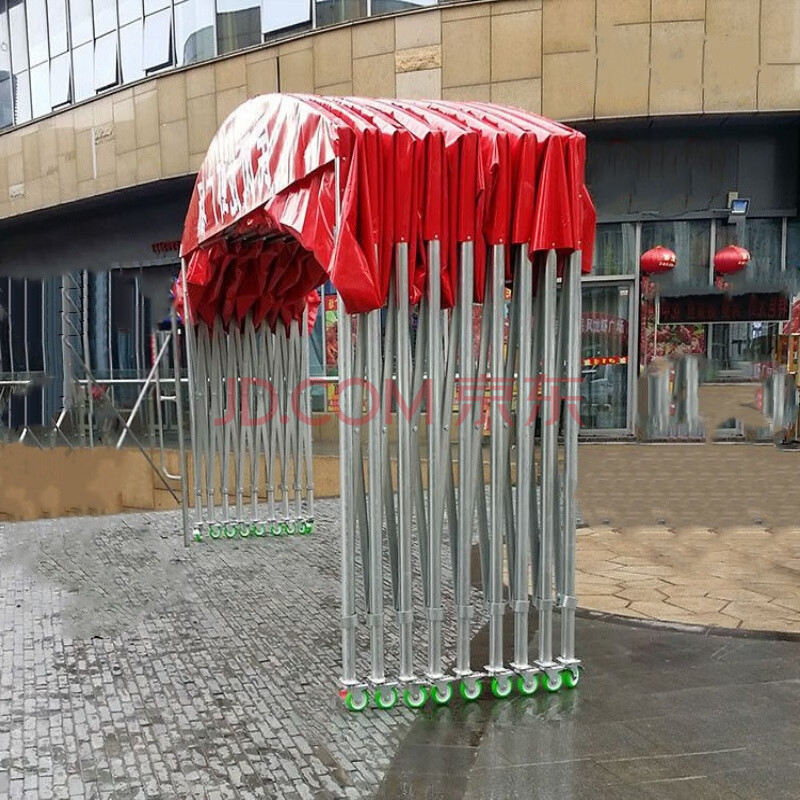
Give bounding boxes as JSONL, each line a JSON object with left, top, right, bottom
{"left": 580, "top": 281, "right": 635, "bottom": 433}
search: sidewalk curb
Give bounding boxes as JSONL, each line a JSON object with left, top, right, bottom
{"left": 575, "top": 607, "right": 800, "bottom": 643}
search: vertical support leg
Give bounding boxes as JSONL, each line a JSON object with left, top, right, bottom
{"left": 536, "top": 250, "right": 558, "bottom": 674}
{"left": 487, "top": 245, "right": 507, "bottom": 676}
{"left": 171, "top": 304, "right": 191, "bottom": 547}
{"left": 395, "top": 243, "right": 414, "bottom": 683}
{"left": 426, "top": 240, "right": 444, "bottom": 681}
{"left": 339, "top": 295, "right": 357, "bottom": 687}
{"left": 512, "top": 247, "right": 534, "bottom": 671}
{"left": 366, "top": 308, "right": 385, "bottom": 685}
{"left": 456, "top": 242, "right": 475, "bottom": 678}
{"left": 559, "top": 251, "right": 582, "bottom": 673}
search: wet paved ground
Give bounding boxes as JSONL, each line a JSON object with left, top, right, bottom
{"left": 2, "top": 501, "right": 799, "bottom": 798}
{"left": 378, "top": 616, "right": 800, "bottom": 800}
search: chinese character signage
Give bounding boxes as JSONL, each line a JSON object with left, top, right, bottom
{"left": 659, "top": 292, "right": 790, "bottom": 324}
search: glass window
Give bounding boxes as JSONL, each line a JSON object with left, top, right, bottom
{"left": 592, "top": 223, "right": 637, "bottom": 276}
{"left": 47, "top": 0, "right": 68, "bottom": 56}
{"left": 315, "top": 0, "right": 366, "bottom": 27}
{"left": 641, "top": 220, "right": 711, "bottom": 288}
{"left": 144, "top": 0, "right": 169, "bottom": 13}
{"left": 94, "top": 31, "right": 118, "bottom": 90}
{"left": 120, "top": 20, "right": 144, "bottom": 82}
{"left": 70, "top": 0, "right": 94, "bottom": 46}
{"left": 30, "top": 60, "right": 49, "bottom": 116}
{"left": 717, "top": 218, "right": 782, "bottom": 284}
{"left": 262, "top": 0, "right": 311, "bottom": 33}
{"left": 143, "top": 10, "right": 172, "bottom": 71}
{"left": 13, "top": 68, "right": 30, "bottom": 122}
{"left": 50, "top": 51, "right": 70, "bottom": 106}
{"left": 119, "top": 0, "right": 143, "bottom": 26}
{"left": 218, "top": 0, "right": 260, "bottom": 54}
{"left": 786, "top": 219, "right": 800, "bottom": 275}
{"left": 175, "top": 0, "right": 215, "bottom": 66}
{"left": 0, "top": 74, "right": 13, "bottom": 128}
{"left": 93, "top": 0, "right": 117, "bottom": 37}
{"left": 26, "top": 0, "right": 47, "bottom": 66}
{"left": 370, "top": 0, "right": 436, "bottom": 14}
{"left": 72, "top": 41, "right": 93, "bottom": 101}
{"left": 8, "top": 0, "right": 27, "bottom": 71}
{"left": 1, "top": 1, "right": 11, "bottom": 81}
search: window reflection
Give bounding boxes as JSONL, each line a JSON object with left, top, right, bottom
{"left": 143, "top": 9, "right": 172, "bottom": 72}
{"left": 144, "top": 0, "right": 170, "bottom": 14}
{"left": 0, "top": 74, "right": 12, "bottom": 128}
{"left": 25, "top": 0, "right": 47, "bottom": 65}
{"left": 47, "top": 0, "right": 68, "bottom": 56}
{"left": 717, "top": 218, "right": 782, "bottom": 284}
{"left": 641, "top": 221, "right": 710, "bottom": 288}
{"left": 50, "top": 51, "right": 71, "bottom": 106}
{"left": 93, "top": 0, "right": 118, "bottom": 37}
{"left": 370, "top": 0, "right": 436, "bottom": 14}
{"left": 69, "top": 0, "right": 93, "bottom": 46}
{"left": 120, "top": 20, "right": 144, "bottom": 82}
{"left": 119, "top": 0, "right": 143, "bottom": 26}
{"left": 217, "top": 0, "right": 260, "bottom": 55}
{"left": 8, "top": 0, "right": 27, "bottom": 71}
{"left": 315, "top": 0, "right": 366, "bottom": 27}
{"left": 175, "top": 0, "right": 215, "bottom": 66}
{"left": 72, "top": 41, "right": 93, "bottom": 101}
{"left": 261, "top": 0, "right": 311, "bottom": 34}
{"left": 29, "top": 59, "right": 48, "bottom": 116}
{"left": 592, "top": 223, "right": 637, "bottom": 276}
{"left": 94, "top": 31, "right": 118, "bottom": 90}
{"left": 13, "top": 68, "right": 30, "bottom": 122}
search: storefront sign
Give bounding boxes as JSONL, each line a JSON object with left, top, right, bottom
{"left": 582, "top": 312, "right": 628, "bottom": 337}
{"left": 659, "top": 292, "right": 790, "bottom": 324}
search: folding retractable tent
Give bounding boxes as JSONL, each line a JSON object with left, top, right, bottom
{"left": 178, "top": 93, "right": 595, "bottom": 710}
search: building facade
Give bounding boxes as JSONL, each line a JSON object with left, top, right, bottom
{"left": 1, "top": 0, "right": 800, "bottom": 438}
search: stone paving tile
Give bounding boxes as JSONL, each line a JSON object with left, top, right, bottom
{"left": 575, "top": 444, "right": 800, "bottom": 633}
{"left": 0, "top": 502, "right": 487, "bottom": 798}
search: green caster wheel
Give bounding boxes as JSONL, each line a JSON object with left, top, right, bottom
{"left": 280, "top": 522, "right": 290, "bottom": 536}
{"left": 541, "top": 672, "right": 563, "bottom": 693}
{"left": 459, "top": 679, "right": 482, "bottom": 702}
{"left": 192, "top": 529, "right": 203, "bottom": 543}
{"left": 516, "top": 674, "right": 538, "bottom": 696}
{"left": 223, "top": 524, "right": 237, "bottom": 539}
{"left": 403, "top": 686, "right": 428, "bottom": 709}
{"left": 343, "top": 688, "right": 369, "bottom": 712}
{"left": 562, "top": 668, "right": 580, "bottom": 689}
{"left": 306, "top": 520, "right": 315, "bottom": 534}
{"left": 239, "top": 524, "right": 251, "bottom": 538}
{"left": 431, "top": 683, "right": 453, "bottom": 705}
{"left": 253, "top": 523, "right": 266, "bottom": 538}
{"left": 375, "top": 686, "right": 398, "bottom": 710}
{"left": 208, "top": 524, "right": 222, "bottom": 540}
{"left": 490, "top": 676, "right": 513, "bottom": 699}
{"left": 286, "top": 521, "right": 297, "bottom": 535}
{"left": 270, "top": 523, "right": 281, "bottom": 537}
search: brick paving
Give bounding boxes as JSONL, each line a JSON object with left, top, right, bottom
{"left": 0, "top": 502, "right": 485, "bottom": 800}
{"left": 576, "top": 443, "right": 800, "bottom": 633}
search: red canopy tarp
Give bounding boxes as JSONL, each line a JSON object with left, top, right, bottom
{"left": 180, "top": 93, "right": 595, "bottom": 325}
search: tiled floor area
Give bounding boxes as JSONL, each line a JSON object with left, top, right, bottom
{"left": 576, "top": 443, "right": 800, "bottom": 633}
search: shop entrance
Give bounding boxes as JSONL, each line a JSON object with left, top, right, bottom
{"left": 579, "top": 280, "right": 636, "bottom": 433}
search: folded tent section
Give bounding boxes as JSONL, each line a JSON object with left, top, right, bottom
{"left": 178, "top": 93, "right": 595, "bottom": 322}
{"left": 174, "top": 93, "right": 595, "bottom": 706}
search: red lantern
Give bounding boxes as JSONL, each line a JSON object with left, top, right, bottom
{"left": 640, "top": 246, "right": 677, "bottom": 275}
{"left": 713, "top": 245, "right": 750, "bottom": 275}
